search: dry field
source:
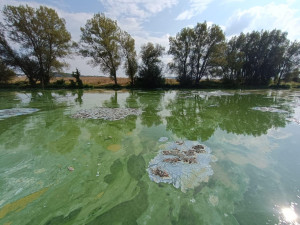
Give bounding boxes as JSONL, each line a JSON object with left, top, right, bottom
{"left": 12, "top": 76, "right": 178, "bottom": 86}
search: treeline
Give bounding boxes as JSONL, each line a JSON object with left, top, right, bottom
{"left": 0, "top": 5, "right": 164, "bottom": 88}
{"left": 169, "top": 22, "right": 300, "bottom": 87}
{"left": 0, "top": 5, "right": 300, "bottom": 88}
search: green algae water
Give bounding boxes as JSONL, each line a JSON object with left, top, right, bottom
{"left": 0, "top": 89, "right": 300, "bottom": 225}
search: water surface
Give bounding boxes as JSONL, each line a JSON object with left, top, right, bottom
{"left": 0, "top": 89, "right": 300, "bottom": 225}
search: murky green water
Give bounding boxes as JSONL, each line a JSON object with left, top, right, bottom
{"left": 0, "top": 89, "right": 300, "bottom": 225}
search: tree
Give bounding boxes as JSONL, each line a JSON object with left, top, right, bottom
{"left": 168, "top": 22, "right": 225, "bottom": 86}
{"left": 168, "top": 27, "right": 194, "bottom": 86}
{"left": 0, "top": 60, "right": 15, "bottom": 83}
{"left": 191, "top": 23, "right": 225, "bottom": 84}
{"left": 138, "top": 42, "right": 165, "bottom": 88}
{"left": 119, "top": 31, "right": 138, "bottom": 86}
{"left": 71, "top": 68, "right": 83, "bottom": 88}
{"left": 1, "top": 5, "right": 72, "bottom": 86}
{"left": 80, "top": 13, "right": 121, "bottom": 86}
{"left": 222, "top": 29, "right": 300, "bottom": 86}
{"left": 221, "top": 35, "right": 246, "bottom": 83}
{"left": 276, "top": 41, "right": 300, "bottom": 85}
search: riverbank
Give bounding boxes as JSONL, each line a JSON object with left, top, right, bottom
{"left": 1, "top": 76, "right": 299, "bottom": 90}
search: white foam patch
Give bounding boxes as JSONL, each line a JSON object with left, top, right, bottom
{"left": 148, "top": 140, "right": 216, "bottom": 192}
{"left": 71, "top": 107, "right": 142, "bottom": 121}
{"left": 252, "top": 107, "right": 288, "bottom": 113}
{"left": 0, "top": 108, "right": 40, "bottom": 119}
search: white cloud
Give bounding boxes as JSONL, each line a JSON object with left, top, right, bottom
{"left": 176, "top": 0, "right": 214, "bottom": 20}
{"left": 221, "top": 0, "right": 244, "bottom": 4}
{"left": 225, "top": 2, "right": 300, "bottom": 40}
{"left": 0, "top": 0, "right": 96, "bottom": 75}
{"left": 0, "top": 0, "right": 93, "bottom": 41}
{"left": 99, "top": 0, "right": 178, "bottom": 35}
{"left": 0, "top": 0, "right": 177, "bottom": 76}
{"left": 286, "top": 0, "right": 296, "bottom": 5}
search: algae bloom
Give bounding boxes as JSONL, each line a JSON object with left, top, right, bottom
{"left": 148, "top": 140, "right": 217, "bottom": 192}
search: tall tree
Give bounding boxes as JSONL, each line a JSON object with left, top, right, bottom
{"left": 276, "top": 41, "right": 300, "bottom": 85}
{"left": 1, "top": 5, "right": 72, "bottom": 86}
{"left": 138, "top": 42, "right": 165, "bottom": 88}
{"left": 168, "top": 22, "right": 225, "bottom": 86}
{"left": 168, "top": 27, "right": 194, "bottom": 86}
{"left": 191, "top": 23, "right": 225, "bottom": 84}
{"left": 119, "top": 31, "right": 138, "bottom": 86}
{"left": 80, "top": 13, "right": 121, "bottom": 85}
{"left": 222, "top": 35, "right": 246, "bottom": 82}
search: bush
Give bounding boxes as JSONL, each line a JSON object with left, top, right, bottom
{"left": 54, "top": 79, "right": 66, "bottom": 86}
{"left": 137, "top": 42, "right": 165, "bottom": 88}
{"left": 137, "top": 64, "right": 165, "bottom": 88}
{"left": 0, "top": 61, "right": 16, "bottom": 83}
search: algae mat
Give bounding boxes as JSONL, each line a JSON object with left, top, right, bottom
{"left": 0, "top": 89, "right": 300, "bottom": 224}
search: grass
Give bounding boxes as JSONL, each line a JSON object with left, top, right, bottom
{"left": 3, "top": 76, "right": 299, "bottom": 90}
{"left": 6, "top": 76, "right": 178, "bottom": 89}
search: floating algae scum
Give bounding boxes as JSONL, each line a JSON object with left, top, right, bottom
{"left": 148, "top": 139, "right": 217, "bottom": 192}
{"left": 0, "top": 89, "right": 300, "bottom": 224}
{"left": 0, "top": 108, "right": 39, "bottom": 119}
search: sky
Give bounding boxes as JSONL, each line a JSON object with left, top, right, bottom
{"left": 0, "top": 0, "right": 300, "bottom": 76}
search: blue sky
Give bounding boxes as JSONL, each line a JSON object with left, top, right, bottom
{"left": 1, "top": 0, "right": 300, "bottom": 76}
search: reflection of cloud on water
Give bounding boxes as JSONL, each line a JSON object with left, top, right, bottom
{"left": 267, "top": 128, "right": 292, "bottom": 140}
{"left": 211, "top": 129, "right": 279, "bottom": 168}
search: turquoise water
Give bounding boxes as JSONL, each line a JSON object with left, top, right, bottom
{"left": 0, "top": 89, "right": 300, "bottom": 225}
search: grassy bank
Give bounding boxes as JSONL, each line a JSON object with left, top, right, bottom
{"left": 1, "top": 76, "right": 299, "bottom": 90}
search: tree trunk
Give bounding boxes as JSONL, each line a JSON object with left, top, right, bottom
{"left": 113, "top": 70, "right": 118, "bottom": 86}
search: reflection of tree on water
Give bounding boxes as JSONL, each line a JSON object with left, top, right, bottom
{"left": 103, "top": 91, "right": 120, "bottom": 108}
{"left": 166, "top": 92, "right": 291, "bottom": 141}
{"left": 136, "top": 91, "right": 164, "bottom": 127}
{"left": 0, "top": 91, "right": 22, "bottom": 110}
{"left": 72, "top": 89, "right": 83, "bottom": 106}
{"left": 80, "top": 91, "right": 139, "bottom": 150}
{"left": 125, "top": 90, "right": 139, "bottom": 108}
{"left": 0, "top": 91, "right": 76, "bottom": 151}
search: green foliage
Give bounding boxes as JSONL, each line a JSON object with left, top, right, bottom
{"left": 137, "top": 42, "right": 165, "bottom": 88}
{"left": 168, "top": 22, "right": 225, "bottom": 87}
{"left": 168, "top": 27, "right": 194, "bottom": 86}
{"left": 72, "top": 68, "right": 83, "bottom": 88}
{"left": 80, "top": 13, "right": 121, "bottom": 85}
{"left": 0, "top": 60, "right": 15, "bottom": 83}
{"left": 119, "top": 31, "right": 138, "bottom": 86}
{"left": 53, "top": 79, "right": 66, "bottom": 86}
{"left": 224, "top": 30, "right": 300, "bottom": 86}
{"left": 0, "top": 5, "right": 73, "bottom": 86}
{"left": 169, "top": 23, "right": 300, "bottom": 87}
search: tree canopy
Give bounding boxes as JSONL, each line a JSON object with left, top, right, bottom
{"left": 1, "top": 5, "right": 299, "bottom": 89}
{"left": 137, "top": 42, "right": 165, "bottom": 88}
{"left": 119, "top": 31, "right": 138, "bottom": 86}
{"left": 80, "top": 13, "right": 121, "bottom": 85}
{"left": 0, "top": 5, "right": 72, "bottom": 86}
{"left": 168, "top": 22, "right": 225, "bottom": 86}
{"left": 223, "top": 30, "right": 300, "bottom": 85}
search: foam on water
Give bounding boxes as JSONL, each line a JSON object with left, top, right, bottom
{"left": 147, "top": 140, "right": 216, "bottom": 192}
{"left": 0, "top": 108, "right": 40, "bottom": 119}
